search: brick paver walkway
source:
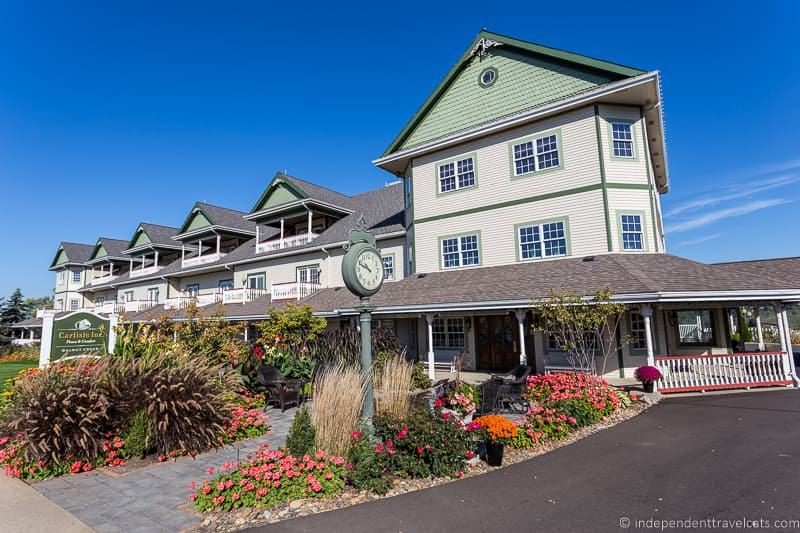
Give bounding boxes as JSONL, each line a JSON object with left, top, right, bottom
{"left": 34, "top": 407, "right": 296, "bottom": 533}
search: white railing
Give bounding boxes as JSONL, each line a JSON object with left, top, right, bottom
{"left": 36, "top": 309, "right": 59, "bottom": 318}
{"left": 11, "top": 338, "right": 39, "bottom": 346}
{"left": 91, "top": 274, "right": 117, "bottom": 285}
{"left": 221, "top": 288, "right": 269, "bottom": 305}
{"left": 256, "top": 233, "right": 319, "bottom": 254}
{"left": 182, "top": 252, "right": 224, "bottom": 268}
{"left": 655, "top": 352, "right": 795, "bottom": 393}
{"left": 270, "top": 281, "right": 321, "bottom": 301}
{"left": 163, "top": 293, "right": 224, "bottom": 310}
{"left": 129, "top": 265, "right": 161, "bottom": 278}
{"left": 122, "top": 300, "right": 159, "bottom": 313}
{"left": 92, "top": 302, "right": 125, "bottom": 314}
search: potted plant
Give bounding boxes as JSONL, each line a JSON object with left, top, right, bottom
{"left": 634, "top": 365, "right": 662, "bottom": 393}
{"left": 473, "top": 415, "right": 517, "bottom": 467}
{"left": 435, "top": 382, "right": 479, "bottom": 424}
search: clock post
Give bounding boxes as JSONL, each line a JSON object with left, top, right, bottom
{"left": 342, "top": 223, "right": 385, "bottom": 427}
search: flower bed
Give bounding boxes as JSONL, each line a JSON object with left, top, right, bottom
{"left": 191, "top": 445, "right": 346, "bottom": 512}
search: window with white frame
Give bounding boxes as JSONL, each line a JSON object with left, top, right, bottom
{"left": 438, "top": 156, "right": 475, "bottom": 193}
{"left": 620, "top": 214, "right": 643, "bottom": 250}
{"left": 57, "top": 271, "right": 65, "bottom": 285}
{"left": 611, "top": 122, "right": 635, "bottom": 158}
{"left": 186, "top": 284, "right": 199, "bottom": 296}
{"left": 518, "top": 220, "right": 567, "bottom": 260}
{"left": 219, "top": 279, "right": 234, "bottom": 291}
{"left": 247, "top": 273, "right": 265, "bottom": 289}
{"left": 72, "top": 270, "right": 81, "bottom": 283}
{"left": 56, "top": 299, "right": 64, "bottom": 311}
{"left": 95, "top": 296, "right": 105, "bottom": 306}
{"left": 147, "top": 288, "right": 159, "bottom": 302}
{"left": 441, "top": 234, "right": 479, "bottom": 269}
{"left": 69, "top": 299, "right": 79, "bottom": 311}
{"left": 124, "top": 291, "right": 134, "bottom": 302}
{"left": 629, "top": 312, "right": 647, "bottom": 351}
{"left": 382, "top": 255, "right": 394, "bottom": 281}
{"left": 432, "top": 318, "right": 465, "bottom": 350}
{"left": 512, "top": 133, "right": 560, "bottom": 176}
{"left": 297, "top": 265, "right": 320, "bottom": 285}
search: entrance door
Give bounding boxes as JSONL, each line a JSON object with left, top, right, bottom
{"left": 476, "top": 315, "right": 519, "bottom": 371}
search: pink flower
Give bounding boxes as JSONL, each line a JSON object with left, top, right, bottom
{"left": 374, "top": 443, "right": 384, "bottom": 453}
{"left": 207, "top": 467, "right": 215, "bottom": 475}
{"left": 324, "top": 472, "right": 333, "bottom": 480}
{"left": 202, "top": 485, "right": 212, "bottom": 495}
{"left": 350, "top": 431, "right": 362, "bottom": 440}
{"left": 231, "top": 492, "right": 240, "bottom": 501}
{"left": 188, "top": 493, "right": 197, "bottom": 501}
{"left": 216, "top": 482, "right": 225, "bottom": 491}
{"left": 188, "top": 481, "right": 197, "bottom": 489}
{"left": 213, "top": 496, "right": 225, "bottom": 505}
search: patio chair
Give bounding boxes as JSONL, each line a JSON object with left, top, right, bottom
{"left": 256, "top": 364, "right": 306, "bottom": 412}
{"left": 490, "top": 365, "right": 531, "bottom": 414}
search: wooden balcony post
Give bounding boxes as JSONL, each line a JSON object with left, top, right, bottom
{"left": 307, "top": 209, "right": 313, "bottom": 243}
{"left": 425, "top": 313, "right": 435, "bottom": 380}
{"left": 280, "top": 218, "right": 284, "bottom": 247}
{"left": 755, "top": 307, "right": 765, "bottom": 351}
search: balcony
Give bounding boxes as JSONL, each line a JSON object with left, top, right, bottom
{"left": 163, "top": 293, "right": 223, "bottom": 310}
{"left": 220, "top": 288, "right": 269, "bottom": 305}
{"left": 270, "top": 281, "right": 322, "bottom": 302}
{"left": 129, "top": 265, "right": 161, "bottom": 278}
{"left": 122, "top": 300, "right": 159, "bottom": 313}
{"left": 182, "top": 252, "right": 225, "bottom": 268}
{"left": 92, "top": 302, "right": 125, "bottom": 314}
{"left": 256, "top": 233, "right": 319, "bottom": 254}
{"left": 90, "top": 273, "right": 118, "bottom": 286}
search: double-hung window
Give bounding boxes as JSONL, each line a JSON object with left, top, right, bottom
{"left": 72, "top": 270, "right": 81, "bottom": 283}
{"left": 518, "top": 220, "right": 568, "bottom": 260}
{"left": 247, "top": 274, "right": 265, "bottom": 290}
{"left": 620, "top": 214, "right": 643, "bottom": 250}
{"left": 611, "top": 122, "right": 635, "bottom": 158}
{"left": 382, "top": 254, "right": 395, "bottom": 281}
{"left": 147, "top": 288, "right": 159, "bottom": 302}
{"left": 629, "top": 312, "right": 647, "bottom": 351}
{"left": 186, "top": 284, "right": 200, "bottom": 296}
{"left": 124, "top": 291, "right": 134, "bottom": 302}
{"left": 438, "top": 155, "right": 475, "bottom": 193}
{"left": 69, "top": 299, "right": 80, "bottom": 311}
{"left": 432, "top": 318, "right": 465, "bottom": 350}
{"left": 57, "top": 271, "right": 65, "bottom": 285}
{"left": 441, "top": 234, "right": 480, "bottom": 269}
{"left": 219, "top": 279, "right": 234, "bottom": 291}
{"left": 297, "top": 265, "right": 320, "bottom": 285}
{"left": 512, "top": 132, "right": 560, "bottom": 176}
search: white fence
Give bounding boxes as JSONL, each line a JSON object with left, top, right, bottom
{"left": 655, "top": 352, "right": 794, "bottom": 393}
{"left": 270, "top": 281, "right": 321, "bottom": 301}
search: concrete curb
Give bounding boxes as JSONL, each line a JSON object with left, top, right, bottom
{"left": 0, "top": 473, "right": 94, "bottom": 532}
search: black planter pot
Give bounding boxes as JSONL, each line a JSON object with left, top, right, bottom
{"left": 643, "top": 381, "right": 655, "bottom": 393}
{"left": 485, "top": 441, "right": 504, "bottom": 467}
{"left": 476, "top": 440, "right": 487, "bottom": 461}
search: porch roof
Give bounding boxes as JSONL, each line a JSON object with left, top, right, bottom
{"left": 300, "top": 253, "right": 800, "bottom": 315}
{"left": 713, "top": 257, "right": 800, "bottom": 287}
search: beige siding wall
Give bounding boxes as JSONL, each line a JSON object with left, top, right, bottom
{"left": 177, "top": 271, "right": 235, "bottom": 296}
{"left": 414, "top": 189, "right": 608, "bottom": 272}
{"left": 607, "top": 188, "right": 657, "bottom": 253}
{"left": 596, "top": 104, "right": 649, "bottom": 184}
{"left": 117, "top": 279, "right": 168, "bottom": 302}
{"left": 410, "top": 106, "right": 599, "bottom": 222}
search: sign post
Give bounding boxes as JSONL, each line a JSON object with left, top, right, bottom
{"left": 341, "top": 223, "right": 385, "bottom": 426}
{"left": 39, "top": 311, "right": 117, "bottom": 367}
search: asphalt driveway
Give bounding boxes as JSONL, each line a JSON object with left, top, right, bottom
{"left": 258, "top": 390, "right": 800, "bottom": 533}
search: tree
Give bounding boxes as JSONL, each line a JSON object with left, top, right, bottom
{"left": 257, "top": 304, "right": 327, "bottom": 353}
{"left": 23, "top": 296, "right": 53, "bottom": 316}
{"left": 0, "top": 289, "right": 28, "bottom": 332}
{"left": 533, "top": 288, "right": 627, "bottom": 375}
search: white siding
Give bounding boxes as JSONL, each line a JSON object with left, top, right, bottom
{"left": 414, "top": 189, "right": 608, "bottom": 272}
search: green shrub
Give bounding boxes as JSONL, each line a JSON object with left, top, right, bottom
{"left": 124, "top": 409, "right": 154, "bottom": 459}
{"left": 257, "top": 304, "right": 327, "bottom": 354}
{"left": 411, "top": 362, "right": 433, "bottom": 390}
{"left": 284, "top": 406, "right": 315, "bottom": 456}
{"left": 345, "top": 431, "right": 394, "bottom": 495}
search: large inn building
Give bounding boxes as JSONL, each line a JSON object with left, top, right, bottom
{"left": 14, "top": 30, "right": 800, "bottom": 388}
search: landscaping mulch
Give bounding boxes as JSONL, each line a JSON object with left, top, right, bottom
{"left": 193, "top": 401, "right": 651, "bottom": 532}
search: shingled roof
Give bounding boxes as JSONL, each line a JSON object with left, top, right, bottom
{"left": 714, "top": 257, "right": 800, "bottom": 287}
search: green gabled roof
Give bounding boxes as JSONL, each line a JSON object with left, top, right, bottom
{"left": 90, "top": 242, "right": 108, "bottom": 260}
{"left": 249, "top": 172, "right": 309, "bottom": 213}
{"left": 381, "top": 29, "right": 647, "bottom": 156}
{"left": 177, "top": 203, "right": 215, "bottom": 235}
{"left": 128, "top": 226, "right": 152, "bottom": 249}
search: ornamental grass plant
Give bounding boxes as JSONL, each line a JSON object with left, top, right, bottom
{"left": 374, "top": 354, "right": 413, "bottom": 420}
{"left": 311, "top": 363, "right": 366, "bottom": 456}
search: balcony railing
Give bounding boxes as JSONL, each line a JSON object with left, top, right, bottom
{"left": 271, "top": 281, "right": 322, "bottom": 302}
{"left": 90, "top": 274, "right": 118, "bottom": 285}
{"left": 129, "top": 265, "right": 161, "bottom": 278}
{"left": 221, "top": 288, "right": 269, "bottom": 305}
{"left": 182, "top": 252, "right": 225, "bottom": 268}
{"left": 256, "top": 233, "right": 319, "bottom": 254}
{"left": 163, "top": 293, "right": 223, "bottom": 310}
{"left": 122, "top": 300, "right": 159, "bottom": 313}
{"left": 36, "top": 309, "right": 59, "bottom": 318}
{"left": 92, "top": 302, "right": 125, "bottom": 314}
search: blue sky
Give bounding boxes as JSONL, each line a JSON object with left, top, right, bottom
{"left": 1, "top": 1, "right": 799, "bottom": 299}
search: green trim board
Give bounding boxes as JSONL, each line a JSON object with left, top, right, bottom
{"left": 615, "top": 210, "right": 649, "bottom": 252}
{"left": 507, "top": 127, "right": 564, "bottom": 180}
{"left": 593, "top": 105, "right": 613, "bottom": 252}
{"left": 434, "top": 151, "right": 478, "bottom": 196}
{"left": 640, "top": 107, "right": 661, "bottom": 252}
{"left": 437, "top": 230, "right": 483, "bottom": 270}
{"left": 381, "top": 29, "right": 646, "bottom": 157}
{"left": 513, "top": 216, "right": 572, "bottom": 262}
{"left": 605, "top": 117, "right": 640, "bottom": 162}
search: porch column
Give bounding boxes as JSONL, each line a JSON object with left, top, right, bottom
{"left": 307, "top": 209, "right": 313, "bottom": 242}
{"left": 181, "top": 244, "right": 185, "bottom": 263}
{"left": 244, "top": 324, "right": 249, "bottom": 342}
{"left": 280, "top": 217, "right": 285, "bottom": 246}
{"left": 755, "top": 307, "right": 766, "bottom": 351}
{"left": 425, "top": 313, "right": 435, "bottom": 380}
{"left": 29, "top": 329, "right": 34, "bottom": 340}
{"left": 777, "top": 304, "right": 797, "bottom": 383}
{"left": 129, "top": 257, "right": 133, "bottom": 272}
{"left": 197, "top": 239, "right": 203, "bottom": 258}
{"left": 640, "top": 304, "right": 656, "bottom": 367}
{"left": 216, "top": 234, "right": 221, "bottom": 256}
{"left": 255, "top": 225, "right": 260, "bottom": 247}
{"left": 515, "top": 309, "right": 527, "bottom": 365}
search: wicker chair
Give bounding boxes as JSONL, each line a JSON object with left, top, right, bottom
{"left": 256, "top": 364, "right": 306, "bottom": 412}
{"left": 490, "top": 365, "right": 532, "bottom": 413}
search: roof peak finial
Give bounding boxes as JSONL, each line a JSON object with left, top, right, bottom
{"left": 470, "top": 37, "right": 502, "bottom": 58}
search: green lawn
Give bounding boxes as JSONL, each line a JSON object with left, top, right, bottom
{"left": 0, "top": 360, "right": 37, "bottom": 391}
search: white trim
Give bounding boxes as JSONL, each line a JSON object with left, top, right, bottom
{"left": 172, "top": 225, "right": 256, "bottom": 241}
{"left": 244, "top": 199, "right": 354, "bottom": 221}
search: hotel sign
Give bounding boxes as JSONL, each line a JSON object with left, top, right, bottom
{"left": 48, "top": 312, "right": 111, "bottom": 361}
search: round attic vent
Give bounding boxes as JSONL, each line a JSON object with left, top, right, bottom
{"left": 479, "top": 67, "right": 497, "bottom": 87}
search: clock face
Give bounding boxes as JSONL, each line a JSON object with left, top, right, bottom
{"left": 355, "top": 249, "right": 384, "bottom": 291}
